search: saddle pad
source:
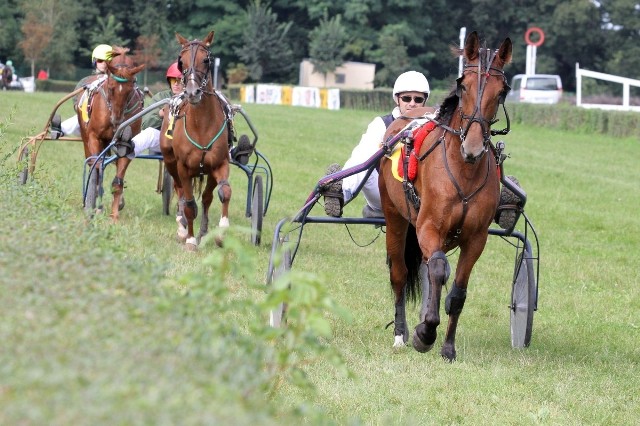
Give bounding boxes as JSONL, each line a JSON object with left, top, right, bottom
{"left": 386, "top": 121, "right": 437, "bottom": 182}
{"left": 79, "top": 91, "right": 90, "bottom": 123}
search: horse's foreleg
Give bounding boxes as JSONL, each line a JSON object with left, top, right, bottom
{"left": 413, "top": 251, "right": 449, "bottom": 353}
{"left": 110, "top": 158, "right": 131, "bottom": 222}
{"left": 440, "top": 239, "right": 486, "bottom": 362}
{"left": 178, "top": 170, "right": 198, "bottom": 251}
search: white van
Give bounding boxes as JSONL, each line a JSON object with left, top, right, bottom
{"left": 507, "top": 74, "right": 563, "bottom": 104}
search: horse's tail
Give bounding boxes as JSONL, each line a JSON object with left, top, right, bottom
{"left": 404, "top": 223, "right": 423, "bottom": 303}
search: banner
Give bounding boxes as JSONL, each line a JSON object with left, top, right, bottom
{"left": 291, "top": 87, "right": 320, "bottom": 108}
{"left": 256, "top": 84, "right": 282, "bottom": 104}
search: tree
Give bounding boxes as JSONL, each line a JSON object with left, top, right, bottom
{"left": 371, "top": 32, "right": 409, "bottom": 88}
{"left": 236, "top": 0, "right": 295, "bottom": 82}
{"left": 86, "top": 14, "right": 131, "bottom": 55}
{"left": 19, "top": 11, "right": 53, "bottom": 77}
{"left": 133, "top": 34, "right": 162, "bottom": 86}
{"left": 308, "top": 13, "right": 349, "bottom": 87}
{"left": 18, "top": 0, "right": 80, "bottom": 79}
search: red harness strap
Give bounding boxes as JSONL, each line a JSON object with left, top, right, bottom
{"left": 398, "top": 121, "right": 436, "bottom": 181}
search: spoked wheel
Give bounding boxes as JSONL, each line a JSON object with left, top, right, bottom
{"left": 250, "top": 175, "right": 264, "bottom": 246}
{"left": 268, "top": 235, "right": 291, "bottom": 327}
{"left": 17, "top": 146, "right": 29, "bottom": 185}
{"left": 162, "top": 166, "right": 173, "bottom": 216}
{"left": 84, "top": 166, "right": 100, "bottom": 214}
{"left": 510, "top": 246, "right": 536, "bottom": 348}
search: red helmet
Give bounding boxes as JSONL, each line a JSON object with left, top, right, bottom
{"left": 166, "top": 62, "right": 182, "bottom": 85}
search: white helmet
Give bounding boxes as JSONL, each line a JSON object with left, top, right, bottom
{"left": 392, "top": 71, "right": 430, "bottom": 102}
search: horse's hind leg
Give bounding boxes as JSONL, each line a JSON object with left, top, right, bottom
{"left": 384, "top": 217, "right": 411, "bottom": 348}
{"left": 198, "top": 176, "right": 216, "bottom": 242}
{"left": 213, "top": 163, "right": 231, "bottom": 229}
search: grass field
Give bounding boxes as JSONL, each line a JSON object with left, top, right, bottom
{"left": 1, "top": 91, "right": 639, "bottom": 425}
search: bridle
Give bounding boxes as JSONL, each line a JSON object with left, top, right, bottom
{"left": 177, "top": 40, "right": 214, "bottom": 95}
{"left": 101, "top": 63, "right": 143, "bottom": 123}
{"left": 452, "top": 47, "right": 511, "bottom": 149}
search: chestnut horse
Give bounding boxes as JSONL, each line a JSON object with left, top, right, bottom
{"left": 159, "top": 31, "right": 232, "bottom": 251}
{"left": 378, "top": 32, "right": 512, "bottom": 361}
{"left": 78, "top": 46, "right": 145, "bottom": 221}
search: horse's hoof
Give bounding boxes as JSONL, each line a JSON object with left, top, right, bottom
{"left": 119, "top": 196, "right": 125, "bottom": 211}
{"left": 412, "top": 330, "right": 434, "bottom": 353}
{"left": 214, "top": 235, "right": 224, "bottom": 247}
{"left": 184, "top": 243, "right": 198, "bottom": 252}
{"left": 441, "top": 345, "right": 457, "bottom": 362}
{"left": 184, "top": 237, "right": 198, "bottom": 252}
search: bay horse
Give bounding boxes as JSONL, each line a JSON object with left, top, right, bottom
{"left": 378, "top": 31, "right": 512, "bottom": 361}
{"left": 78, "top": 46, "right": 145, "bottom": 221}
{"left": 159, "top": 31, "right": 232, "bottom": 251}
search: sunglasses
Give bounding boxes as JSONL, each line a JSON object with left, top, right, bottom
{"left": 168, "top": 77, "right": 182, "bottom": 85}
{"left": 400, "top": 95, "right": 426, "bottom": 104}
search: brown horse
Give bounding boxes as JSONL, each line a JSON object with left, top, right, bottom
{"left": 159, "top": 31, "right": 232, "bottom": 251}
{"left": 78, "top": 46, "right": 145, "bottom": 221}
{"left": 378, "top": 31, "right": 512, "bottom": 361}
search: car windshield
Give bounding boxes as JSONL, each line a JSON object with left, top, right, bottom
{"left": 526, "top": 78, "right": 558, "bottom": 90}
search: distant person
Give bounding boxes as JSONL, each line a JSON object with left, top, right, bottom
{"left": 37, "top": 69, "right": 48, "bottom": 80}
{"left": 127, "top": 62, "right": 184, "bottom": 156}
{"left": 50, "top": 44, "right": 112, "bottom": 139}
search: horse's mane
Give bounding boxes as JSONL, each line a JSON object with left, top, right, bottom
{"left": 435, "top": 88, "right": 459, "bottom": 124}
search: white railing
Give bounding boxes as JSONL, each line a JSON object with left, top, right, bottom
{"left": 576, "top": 63, "right": 640, "bottom": 112}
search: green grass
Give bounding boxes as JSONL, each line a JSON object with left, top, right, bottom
{"left": 1, "top": 91, "right": 639, "bottom": 425}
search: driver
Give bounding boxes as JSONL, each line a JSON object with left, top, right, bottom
{"left": 323, "top": 71, "right": 431, "bottom": 218}
{"left": 50, "top": 44, "right": 112, "bottom": 139}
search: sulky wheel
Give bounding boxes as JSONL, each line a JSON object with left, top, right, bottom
{"left": 510, "top": 246, "right": 537, "bottom": 348}
{"left": 268, "top": 235, "right": 291, "bottom": 327}
{"left": 250, "top": 175, "right": 264, "bottom": 246}
{"left": 84, "top": 166, "right": 100, "bottom": 215}
{"left": 162, "top": 166, "right": 174, "bottom": 216}
{"left": 17, "top": 146, "right": 29, "bottom": 185}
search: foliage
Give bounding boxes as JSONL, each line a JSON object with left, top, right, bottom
{"left": 308, "top": 13, "right": 349, "bottom": 87}
{"left": 0, "top": 102, "right": 351, "bottom": 423}
{"left": 236, "top": 0, "right": 295, "bottom": 83}
{"left": 5, "top": 0, "right": 640, "bottom": 93}
{"left": 226, "top": 63, "right": 250, "bottom": 85}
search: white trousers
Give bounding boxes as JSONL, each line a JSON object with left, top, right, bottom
{"left": 61, "top": 116, "right": 80, "bottom": 136}
{"left": 133, "top": 127, "right": 161, "bottom": 156}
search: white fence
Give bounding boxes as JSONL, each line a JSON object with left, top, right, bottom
{"left": 576, "top": 63, "right": 640, "bottom": 112}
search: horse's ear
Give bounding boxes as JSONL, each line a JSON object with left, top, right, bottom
{"left": 131, "top": 64, "right": 145, "bottom": 75}
{"left": 204, "top": 31, "right": 215, "bottom": 47}
{"left": 176, "top": 32, "right": 189, "bottom": 46}
{"left": 497, "top": 37, "right": 513, "bottom": 67}
{"left": 464, "top": 31, "right": 480, "bottom": 61}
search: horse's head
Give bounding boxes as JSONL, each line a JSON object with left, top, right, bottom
{"left": 175, "top": 31, "right": 215, "bottom": 104}
{"left": 105, "top": 46, "right": 145, "bottom": 127}
{"left": 454, "top": 31, "right": 512, "bottom": 163}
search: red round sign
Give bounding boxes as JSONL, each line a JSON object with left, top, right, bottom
{"left": 525, "top": 27, "right": 545, "bottom": 47}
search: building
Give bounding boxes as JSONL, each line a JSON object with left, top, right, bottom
{"left": 299, "top": 59, "right": 375, "bottom": 90}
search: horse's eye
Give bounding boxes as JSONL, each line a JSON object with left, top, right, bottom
{"left": 204, "top": 57, "right": 211, "bottom": 64}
